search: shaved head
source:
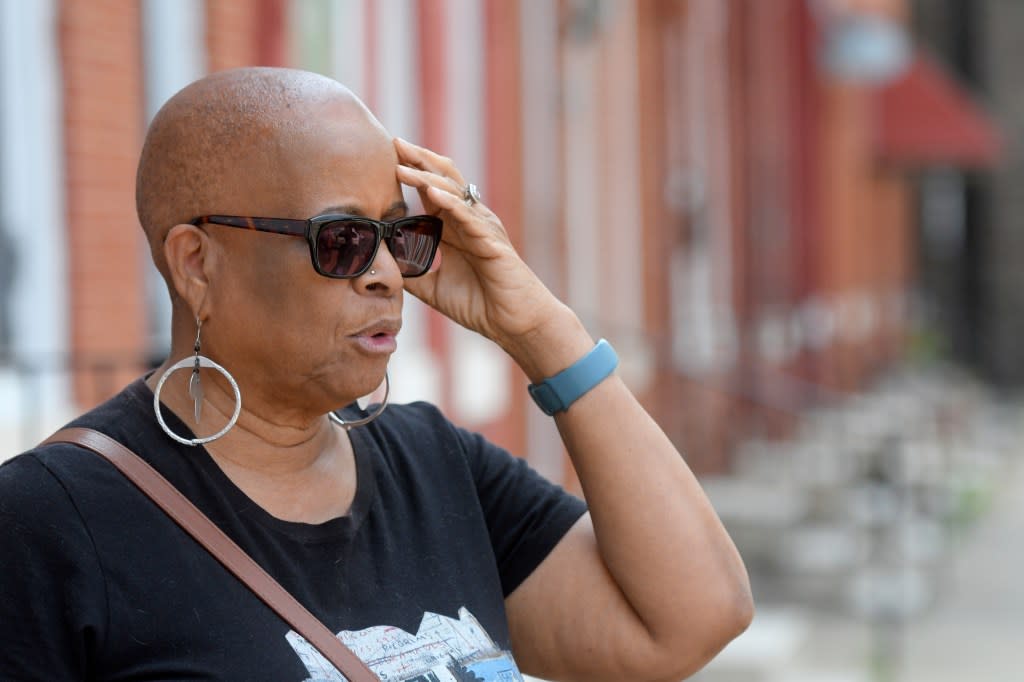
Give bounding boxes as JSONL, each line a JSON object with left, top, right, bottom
{"left": 136, "top": 67, "right": 384, "bottom": 279}
{"left": 139, "top": 66, "right": 410, "bottom": 418}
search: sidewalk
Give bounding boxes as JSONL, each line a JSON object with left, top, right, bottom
{"left": 699, "top": 443, "right": 1024, "bottom": 682}
{"left": 900, "top": 450, "right": 1024, "bottom": 681}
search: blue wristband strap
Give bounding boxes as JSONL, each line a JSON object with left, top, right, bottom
{"left": 528, "top": 339, "right": 619, "bottom": 416}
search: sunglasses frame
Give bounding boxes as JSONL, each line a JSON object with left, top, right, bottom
{"left": 190, "top": 213, "right": 443, "bottom": 279}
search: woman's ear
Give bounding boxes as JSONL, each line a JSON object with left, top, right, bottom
{"left": 163, "top": 223, "right": 213, "bottom": 319}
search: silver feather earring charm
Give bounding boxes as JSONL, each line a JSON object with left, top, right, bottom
{"left": 188, "top": 320, "right": 205, "bottom": 423}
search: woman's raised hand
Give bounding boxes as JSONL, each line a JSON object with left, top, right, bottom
{"left": 394, "top": 137, "right": 572, "bottom": 356}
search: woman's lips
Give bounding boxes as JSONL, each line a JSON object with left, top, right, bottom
{"left": 350, "top": 320, "right": 401, "bottom": 354}
{"left": 352, "top": 331, "right": 398, "bottom": 354}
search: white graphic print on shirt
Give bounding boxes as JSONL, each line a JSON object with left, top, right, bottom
{"left": 286, "top": 607, "right": 523, "bottom": 682}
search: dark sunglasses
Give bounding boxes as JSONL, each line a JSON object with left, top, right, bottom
{"left": 190, "top": 213, "right": 443, "bottom": 279}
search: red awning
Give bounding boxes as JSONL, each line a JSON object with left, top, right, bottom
{"left": 874, "top": 51, "right": 1001, "bottom": 168}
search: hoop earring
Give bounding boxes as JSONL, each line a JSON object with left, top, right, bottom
{"left": 329, "top": 372, "right": 389, "bottom": 430}
{"left": 153, "top": 320, "right": 242, "bottom": 446}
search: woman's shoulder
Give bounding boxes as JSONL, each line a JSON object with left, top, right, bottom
{"left": 3, "top": 377, "right": 159, "bottom": 499}
{"left": 0, "top": 449, "right": 70, "bottom": 502}
{"left": 356, "top": 400, "right": 480, "bottom": 477}
{"left": 0, "top": 447, "right": 112, "bottom": 553}
{"left": 364, "top": 400, "right": 522, "bottom": 484}
{"left": 2, "top": 439, "right": 140, "bottom": 515}
{"left": 357, "top": 399, "right": 458, "bottom": 444}
{"left": 375, "top": 399, "right": 449, "bottom": 428}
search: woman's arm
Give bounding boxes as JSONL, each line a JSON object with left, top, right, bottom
{"left": 502, "top": 310, "right": 753, "bottom": 682}
{"left": 395, "top": 138, "right": 753, "bottom": 682}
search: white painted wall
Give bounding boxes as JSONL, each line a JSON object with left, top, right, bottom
{"left": 600, "top": 0, "right": 650, "bottom": 392}
{"left": 141, "top": 0, "right": 207, "bottom": 356}
{"left": 444, "top": 0, "right": 510, "bottom": 427}
{"left": 329, "top": 0, "right": 367, "bottom": 98}
{"left": 362, "top": 0, "right": 442, "bottom": 408}
{"left": 561, "top": 35, "right": 602, "bottom": 329}
{"left": 673, "top": 0, "right": 738, "bottom": 375}
{"left": 0, "top": 0, "right": 73, "bottom": 452}
{"left": 520, "top": 0, "right": 567, "bottom": 480}
{"left": 373, "top": 0, "right": 419, "bottom": 141}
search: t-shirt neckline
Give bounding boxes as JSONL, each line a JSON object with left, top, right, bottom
{"left": 124, "top": 377, "right": 378, "bottom": 544}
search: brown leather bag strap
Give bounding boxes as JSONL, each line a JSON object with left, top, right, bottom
{"left": 42, "top": 427, "right": 379, "bottom": 682}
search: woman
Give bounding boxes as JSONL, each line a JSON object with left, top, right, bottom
{"left": 0, "top": 68, "right": 752, "bottom": 681}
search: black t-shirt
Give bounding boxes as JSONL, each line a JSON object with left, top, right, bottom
{"left": 0, "top": 378, "right": 586, "bottom": 681}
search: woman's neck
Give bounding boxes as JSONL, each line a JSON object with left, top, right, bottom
{"left": 146, "top": 364, "right": 359, "bottom": 523}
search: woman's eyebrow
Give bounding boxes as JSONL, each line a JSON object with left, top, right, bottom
{"left": 319, "top": 200, "right": 409, "bottom": 218}
{"left": 319, "top": 204, "right": 364, "bottom": 216}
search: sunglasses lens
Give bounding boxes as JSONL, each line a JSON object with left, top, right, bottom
{"left": 315, "top": 220, "right": 378, "bottom": 277}
{"left": 314, "top": 216, "right": 442, "bottom": 278}
{"left": 387, "top": 217, "right": 443, "bottom": 277}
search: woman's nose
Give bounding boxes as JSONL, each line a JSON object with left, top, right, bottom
{"left": 357, "top": 241, "right": 403, "bottom": 291}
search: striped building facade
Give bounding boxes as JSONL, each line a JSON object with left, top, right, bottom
{"left": 2, "top": 0, "right": 992, "bottom": 484}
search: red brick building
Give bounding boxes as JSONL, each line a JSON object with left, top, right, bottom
{"left": 0, "top": 0, "right": 998, "bottom": 481}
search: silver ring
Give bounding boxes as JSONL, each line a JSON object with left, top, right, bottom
{"left": 463, "top": 183, "right": 481, "bottom": 206}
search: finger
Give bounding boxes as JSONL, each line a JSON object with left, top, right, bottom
{"left": 396, "top": 164, "right": 464, "bottom": 203}
{"left": 395, "top": 164, "right": 437, "bottom": 215}
{"left": 394, "top": 137, "right": 467, "bottom": 187}
{"left": 395, "top": 164, "right": 453, "bottom": 221}
{"left": 426, "top": 185, "right": 498, "bottom": 227}
{"left": 425, "top": 186, "right": 509, "bottom": 258}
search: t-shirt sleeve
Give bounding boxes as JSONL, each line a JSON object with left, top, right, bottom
{"left": 455, "top": 426, "right": 587, "bottom": 597}
{"left": 0, "top": 453, "right": 108, "bottom": 680}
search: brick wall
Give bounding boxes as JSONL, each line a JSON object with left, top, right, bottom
{"left": 484, "top": 0, "right": 527, "bottom": 456}
{"left": 58, "top": 0, "right": 290, "bottom": 408}
{"left": 60, "top": 0, "right": 148, "bottom": 405}
{"left": 207, "top": 0, "right": 287, "bottom": 71}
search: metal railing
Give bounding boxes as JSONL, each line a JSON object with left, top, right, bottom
{"left": 1, "top": 351, "right": 160, "bottom": 452}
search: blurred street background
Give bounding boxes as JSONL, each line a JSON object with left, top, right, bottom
{"left": 1, "top": 0, "right": 1023, "bottom": 680}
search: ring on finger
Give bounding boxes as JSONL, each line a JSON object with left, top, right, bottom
{"left": 463, "top": 183, "right": 482, "bottom": 206}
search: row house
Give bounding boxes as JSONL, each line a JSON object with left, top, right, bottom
{"left": 0, "top": 0, "right": 998, "bottom": 488}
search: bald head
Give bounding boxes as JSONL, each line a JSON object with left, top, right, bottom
{"left": 136, "top": 67, "right": 385, "bottom": 276}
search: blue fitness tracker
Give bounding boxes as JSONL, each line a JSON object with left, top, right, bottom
{"left": 528, "top": 339, "right": 619, "bottom": 416}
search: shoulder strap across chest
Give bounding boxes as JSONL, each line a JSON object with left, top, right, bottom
{"left": 42, "top": 427, "right": 379, "bottom": 682}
